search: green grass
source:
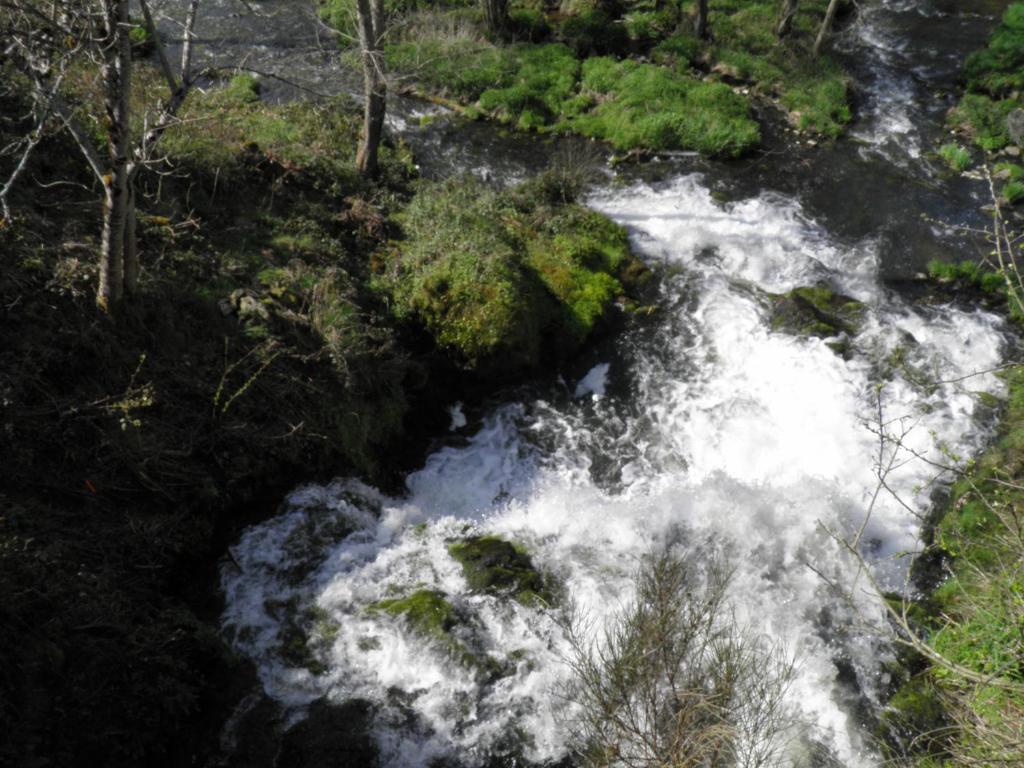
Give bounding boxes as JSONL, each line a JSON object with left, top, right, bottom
{"left": 964, "top": 3, "right": 1024, "bottom": 97}
{"left": 478, "top": 44, "right": 581, "bottom": 130}
{"left": 363, "top": 0, "right": 852, "bottom": 154}
{"left": 951, "top": 4, "right": 1024, "bottom": 152}
{"left": 569, "top": 57, "right": 760, "bottom": 156}
{"left": 1004, "top": 180, "right": 1024, "bottom": 204}
{"left": 938, "top": 143, "right": 973, "bottom": 172}
{"left": 927, "top": 259, "right": 1006, "bottom": 294}
{"left": 949, "top": 93, "right": 1020, "bottom": 152}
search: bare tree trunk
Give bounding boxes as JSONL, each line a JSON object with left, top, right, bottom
{"left": 777, "top": 0, "right": 799, "bottom": 38}
{"left": 123, "top": 184, "right": 138, "bottom": 294}
{"left": 355, "top": 0, "right": 386, "bottom": 178}
{"left": 97, "top": 0, "right": 132, "bottom": 312}
{"left": 483, "top": 0, "right": 509, "bottom": 40}
{"left": 695, "top": 0, "right": 709, "bottom": 40}
{"left": 813, "top": 0, "right": 841, "bottom": 57}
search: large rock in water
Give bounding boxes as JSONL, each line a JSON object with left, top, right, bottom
{"left": 448, "top": 536, "right": 552, "bottom": 606}
{"left": 769, "top": 286, "right": 867, "bottom": 349}
{"left": 1008, "top": 108, "right": 1024, "bottom": 147}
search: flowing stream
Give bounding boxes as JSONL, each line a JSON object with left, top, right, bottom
{"left": 187, "top": 0, "right": 1017, "bottom": 764}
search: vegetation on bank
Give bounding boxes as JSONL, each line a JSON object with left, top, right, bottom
{"left": 880, "top": 367, "right": 1024, "bottom": 767}
{"left": 0, "top": 62, "right": 645, "bottom": 767}
{"left": 946, "top": 3, "right": 1024, "bottom": 204}
{"left": 323, "top": 0, "right": 854, "bottom": 155}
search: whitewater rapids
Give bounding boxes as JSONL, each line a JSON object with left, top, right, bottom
{"left": 222, "top": 174, "right": 1006, "bottom": 767}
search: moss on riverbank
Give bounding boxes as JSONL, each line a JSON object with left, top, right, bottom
{"left": 325, "top": 0, "right": 853, "bottom": 155}
{"left": 947, "top": 3, "right": 1024, "bottom": 195}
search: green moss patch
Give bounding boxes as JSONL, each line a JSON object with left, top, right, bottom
{"left": 370, "top": 589, "right": 458, "bottom": 640}
{"left": 769, "top": 285, "right": 866, "bottom": 341}
{"left": 938, "top": 143, "right": 972, "bottom": 172}
{"left": 368, "top": 589, "right": 503, "bottom": 676}
{"left": 448, "top": 536, "right": 553, "bottom": 605}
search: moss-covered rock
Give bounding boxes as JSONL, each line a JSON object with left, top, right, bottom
{"left": 448, "top": 536, "right": 553, "bottom": 606}
{"left": 376, "top": 176, "right": 644, "bottom": 376}
{"left": 769, "top": 285, "right": 866, "bottom": 342}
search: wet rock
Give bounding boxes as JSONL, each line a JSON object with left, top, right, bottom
{"left": 368, "top": 589, "right": 504, "bottom": 679}
{"left": 448, "top": 535, "right": 552, "bottom": 606}
{"left": 769, "top": 285, "right": 867, "bottom": 343}
{"left": 278, "top": 698, "right": 379, "bottom": 768}
{"left": 1007, "top": 108, "right": 1024, "bottom": 147}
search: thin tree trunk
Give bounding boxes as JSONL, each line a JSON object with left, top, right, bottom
{"left": 777, "top": 0, "right": 799, "bottom": 38}
{"left": 355, "top": 0, "right": 386, "bottom": 178}
{"left": 695, "top": 0, "right": 709, "bottom": 40}
{"left": 813, "top": 0, "right": 841, "bottom": 57}
{"left": 97, "top": 0, "right": 132, "bottom": 311}
{"left": 483, "top": 0, "right": 509, "bottom": 40}
{"left": 123, "top": 184, "right": 138, "bottom": 295}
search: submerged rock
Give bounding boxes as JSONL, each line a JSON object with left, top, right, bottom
{"left": 448, "top": 535, "right": 553, "bottom": 606}
{"left": 769, "top": 285, "right": 867, "bottom": 344}
{"left": 368, "top": 589, "right": 503, "bottom": 678}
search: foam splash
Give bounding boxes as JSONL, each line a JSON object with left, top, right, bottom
{"left": 222, "top": 175, "right": 1005, "bottom": 767}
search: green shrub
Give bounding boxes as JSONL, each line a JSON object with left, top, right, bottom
{"left": 938, "top": 143, "right": 972, "bottom": 172}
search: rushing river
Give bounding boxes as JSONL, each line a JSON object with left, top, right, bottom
{"left": 182, "top": 0, "right": 1016, "bottom": 764}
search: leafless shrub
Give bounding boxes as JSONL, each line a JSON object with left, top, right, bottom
{"left": 562, "top": 547, "right": 801, "bottom": 768}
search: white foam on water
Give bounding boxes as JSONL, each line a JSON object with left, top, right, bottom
{"left": 222, "top": 175, "right": 1006, "bottom": 767}
{"left": 574, "top": 363, "right": 610, "bottom": 399}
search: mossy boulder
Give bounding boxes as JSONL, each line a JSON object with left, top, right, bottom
{"left": 769, "top": 285, "right": 866, "bottom": 343}
{"left": 368, "top": 589, "right": 502, "bottom": 677}
{"left": 376, "top": 177, "right": 645, "bottom": 377}
{"left": 369, "top": 589, "right": 459, "bottom": 641}
{"left": 448, "top": 536, "right": 553, "bottom": 606}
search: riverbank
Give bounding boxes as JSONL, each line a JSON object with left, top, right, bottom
{"left": 323, "top": 0, "right": 856, "bottom": 157}
{"left": 0, "top": 70, "right": 651, "bottom": 767}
